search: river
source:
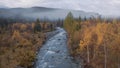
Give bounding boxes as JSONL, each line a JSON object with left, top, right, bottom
{"left": 35, "top": 27, "right": 77, "bottom": 68}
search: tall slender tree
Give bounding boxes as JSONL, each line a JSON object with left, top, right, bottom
{"left": 64, "top": 12, "right": 74, "bottom": 34}
{"left": 34, "top": 19, "right": 41, "bottom": 33}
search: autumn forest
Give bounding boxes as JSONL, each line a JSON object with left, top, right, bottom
{"left": 64, "top": 12, "right": 120, "bottom": 68}
{"left": 0, "top": 5, "right": 120, "bottom": 68}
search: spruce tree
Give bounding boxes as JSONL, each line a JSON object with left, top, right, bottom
{"left": 34, "top": 19, "right": 41, "bottom": 33}
{"left": 64, "top": 12, "right": 74, "bottom": 31}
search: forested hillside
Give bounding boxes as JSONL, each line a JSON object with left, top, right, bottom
{"left": 64, "top": 12, "right": 120, "bottom": 68}
{"left": 0, "top": 19, "right": 55, "bottom": 68}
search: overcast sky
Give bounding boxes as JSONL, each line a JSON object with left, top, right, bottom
{"left": 0, "top": 0, "right": 120, "bottom": 16}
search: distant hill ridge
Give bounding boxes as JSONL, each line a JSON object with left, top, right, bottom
{"left": 0, "top": 6, "right": 100, "bottom": 20}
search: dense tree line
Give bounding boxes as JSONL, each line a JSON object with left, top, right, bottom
{"left": 64, "top": 12, "right": 120, "bottom": 68}
{"left": 0, "top": 18, "right": 55, "bottom": 68}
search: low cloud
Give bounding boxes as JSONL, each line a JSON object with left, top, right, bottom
{"left": 0, "top": 0, "right": 120, "bottom": 16}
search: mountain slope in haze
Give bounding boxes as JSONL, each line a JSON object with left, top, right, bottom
{"left": 0, "top": 5, "right": 8, "bottom": 8}
{"left": 0, "top": 7, "right": 100, "bottom": 20}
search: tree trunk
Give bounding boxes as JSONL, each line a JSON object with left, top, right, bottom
{"left": 118, "top": 57, "right": 120, "bottom": 68}
{"left": 93, "top": 45, "right": 96, "bottom": 59}
{"left": 87, "top": 45, "right": 90, "bottom": 63}
{"left": 104, "top": 44, "right": 107, "bottom": 68}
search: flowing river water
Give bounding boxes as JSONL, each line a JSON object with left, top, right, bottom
{"left": 35, "top": 27, "right": 77, "bottom": 68}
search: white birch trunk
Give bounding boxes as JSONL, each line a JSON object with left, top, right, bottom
{"left": 87, "top": 45, "right": 90, "bottom": 63}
